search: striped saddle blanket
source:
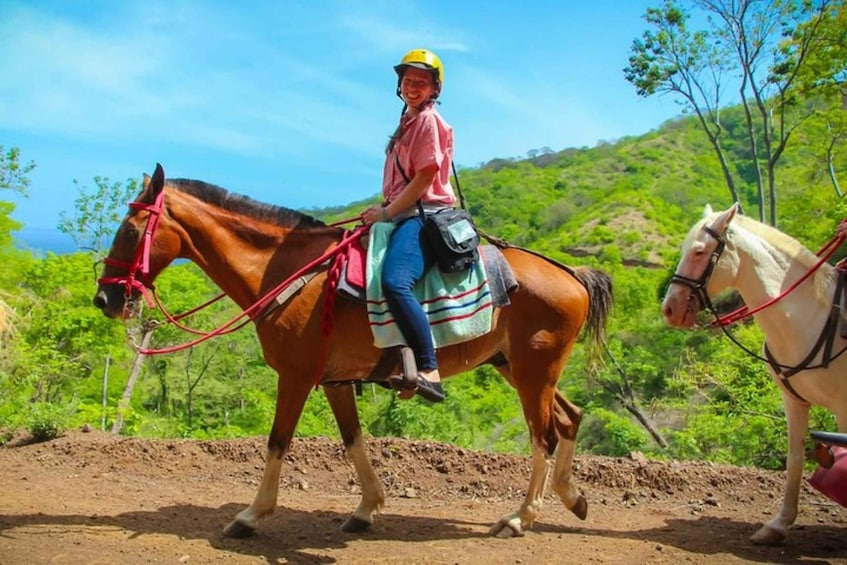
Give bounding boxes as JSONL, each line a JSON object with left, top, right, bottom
{"left": 338, "top": 223, "right": 515, "bottom": 349}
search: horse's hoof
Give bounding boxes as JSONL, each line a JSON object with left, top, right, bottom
{"left": 570, "top": 494, "right": 588, "bottom": 521}
{"left": 488, "top": 519, "right": 524, "bottom": 538}
{"left": 341, "top": 515, "right": 372, "bottom": 533}
{"left": 223, "top": 519, "right": 256, "bottom": 538}
{"left": 750, "top": 524, "right": 785, "bottom": 546}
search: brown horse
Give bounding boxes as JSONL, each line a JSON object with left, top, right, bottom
{"left": 94, "top": 164, "right": 613, "bottom": 538}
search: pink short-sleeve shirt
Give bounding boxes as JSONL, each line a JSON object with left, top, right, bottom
{"left": 382, "top": 105, "right": 456, "bottom": 208}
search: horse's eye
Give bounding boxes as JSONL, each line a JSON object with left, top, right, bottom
{"left": 691, "top": 242, "right": 707, "bottom": 256}
{"left": 122, "top": 225, "right": 139, "bottom": 241}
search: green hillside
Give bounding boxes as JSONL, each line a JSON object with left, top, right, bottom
{"left": 2, "top": 96, "right": 846, "bottom": 470}
{"left": 318, "top": 106, "right": 846, "bottom": 270}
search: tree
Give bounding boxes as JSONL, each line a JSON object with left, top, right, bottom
{"left": 787, "top": 0, "right": 847, "bottom": 196}
{"left": 625, "top": 1, "right": 743, "bottom": 209}
{"left": 0, "top": 146, "right": 34, "bottom": 251}
{"left": 58, "top": 176, "right": 139, "bottom": 255}
{"left": 110, "top": 322, "right": 154, "bottom": 435}
{"left": 625, "top": 0, "right": 840, "bottom": 226}
{"left": 0, "top": 146, "right": 35, "bottom": 337}
{"left": 54, "top": 173, "right": 142, "bottom": 432}
{"left": 0, "top": 146, "right": 35, "bottom": 196}
{"left": 599, "top": 344, "right": 668, "bottom": 448}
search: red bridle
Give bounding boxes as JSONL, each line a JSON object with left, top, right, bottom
{"left": 97, "top": 189, "right": 166, "bottom": 307}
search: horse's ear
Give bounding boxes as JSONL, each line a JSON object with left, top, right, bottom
{"left": 141, "top": 163, "right": 165, "bottom": 203}
{"left": 711, "top": 202, "right": 739, "bottom": 233}
{"left": 728, "top": 202, "right": 740, "bottom": 218}
{"left": 151, "top": 163, "right": 165, "bottom": 192}
{"left": 703, "top": 204, "right": 714, "bottom": 218}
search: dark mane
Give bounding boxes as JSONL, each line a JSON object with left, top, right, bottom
{"left": 169, "top": 178, "right": 326, "bottom": 229}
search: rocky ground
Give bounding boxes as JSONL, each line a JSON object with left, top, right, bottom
{"left": 1, "top": 428, "right": 846, "bottom": 564}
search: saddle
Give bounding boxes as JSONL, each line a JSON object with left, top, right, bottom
{"left": 337, "top": 231, "right": 516, "bottom": 310}
{"left": 334, "top": 229, "right": 517, "bottom": 396}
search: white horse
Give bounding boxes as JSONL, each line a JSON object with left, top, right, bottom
{"left": 662, "top": 203, "right": 847, "bottom": 545}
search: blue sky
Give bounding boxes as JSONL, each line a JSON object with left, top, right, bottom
{"left": 1, "top": 0, "right": 682, "bottom": 234}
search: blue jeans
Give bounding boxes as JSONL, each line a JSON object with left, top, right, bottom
{"left": 381, "top": 216, "right": 437, "bottom": 371}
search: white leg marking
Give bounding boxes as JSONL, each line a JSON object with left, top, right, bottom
{"left": 490, "top": 443, "right": 551, "bottom": 537}
{"left": 347, "top": 435, "right": 385, "bottom": 524}
{"left": 234, "top": 450, "right": 284, "bottom": 530}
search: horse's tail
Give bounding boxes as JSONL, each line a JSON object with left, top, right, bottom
{"left": 500, "top": 244, "right": 613, "bottom": 353}
{"left": 572, "top": 267, "right": 613, "bottom": 351}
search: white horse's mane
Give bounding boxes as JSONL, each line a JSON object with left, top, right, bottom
{"left": 727, "top": 212, "right": 836, "bottom": 304}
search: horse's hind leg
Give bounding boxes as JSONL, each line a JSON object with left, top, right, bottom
{"left": 489, "top": 443, "right": 554, "bottom": 538}
{"left": 223, "top": 378, "right": 313, "bottom": 538}
{"left": 488, "top": 364, "right": 586, "bottom": 538}
{"left": 323, "top": 383, "right": 385, "bottom": 533}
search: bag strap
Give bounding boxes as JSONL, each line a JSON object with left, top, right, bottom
{"left": 393, "top": 154, "right": 425, "bottom": 218}
{"left": 393, "top": 152, "right": 410, "bottom": 184}
{"left": 393, "top": 152, "right": 468, "bottom": 216}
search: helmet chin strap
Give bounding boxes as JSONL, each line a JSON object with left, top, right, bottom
{"left": 397, "top": 99, "right": 438, "bottom": 118}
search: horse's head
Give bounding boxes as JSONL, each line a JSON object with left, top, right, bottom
{"left": 93, "top": 163, "right": 180, "bottom": 319}
{"left": 662, "top": 203, "right": 740, "bottom": 328}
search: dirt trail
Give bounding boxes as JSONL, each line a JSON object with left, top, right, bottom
{"left": 1, "top": 429, "right": 845, "bottom": 564}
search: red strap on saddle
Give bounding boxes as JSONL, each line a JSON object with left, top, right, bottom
{"left": 313, "top": 245, "right": 347, "bottom": 388}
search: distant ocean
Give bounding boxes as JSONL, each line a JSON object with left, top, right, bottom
{"left": 14, "top": 228, "right": 79, "bottom": 255}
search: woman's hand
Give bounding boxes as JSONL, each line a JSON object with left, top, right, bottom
{"left": 361, "top": 205, "right": 387, "bottom": 226}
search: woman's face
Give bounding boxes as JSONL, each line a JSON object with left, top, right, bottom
{"left": 400, "top": 67, "right": 436, "bottom": 109}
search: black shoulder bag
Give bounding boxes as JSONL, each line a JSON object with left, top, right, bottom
{"left": 395, "top": 155, "right": 480, "bottom": 273}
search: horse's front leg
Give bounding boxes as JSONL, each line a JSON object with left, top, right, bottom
{"left": 549, "top": 390, "right": 587, "bottom": 520}
{"left": 750, "top": 394, "right": 810, "bottom": 546}
{"left": 223, "top": 377, "right": 313, "bottom": 538}
{"left": 323, "top": 383, "right": 385, "bottom": 532}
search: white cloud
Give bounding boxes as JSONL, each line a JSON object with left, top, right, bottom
{"left": 336, "top": 10, "right": 471, "bottom": 55}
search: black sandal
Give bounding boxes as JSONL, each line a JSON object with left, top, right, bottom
{"left": 385, "top": 374, "right": 445, "bottom": 403}
{"left": 414, "top": 376, "right": 445, "bottom": 403}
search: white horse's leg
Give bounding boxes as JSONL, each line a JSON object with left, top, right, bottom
{"left": 224, "top": 448, "right": 285, "bottom": 537}
{"left": 341, "top": 434, "right": 385, "bottom": 532}
{"left": 550, "top": 436, "right": 588, "bottom": 519}
{"left": 489, "top": 443, "right": 551, "bottom": 537}
{"left": 751, "top": 394, "right": 810, "bottom": 545}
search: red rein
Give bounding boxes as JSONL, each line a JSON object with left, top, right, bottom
{"left": 709, "top": 233, "right": 846, "bottom": 328}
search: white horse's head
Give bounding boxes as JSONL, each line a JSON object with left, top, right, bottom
{"left": 662, "top": 203, "right": 740, "bottom": 328}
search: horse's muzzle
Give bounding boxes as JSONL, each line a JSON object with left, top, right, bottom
{"left": 662, "top": 289, "right": 701, "bottom": 329}
{"left": 93, "top": 286, "right": 134, "bottom": 319}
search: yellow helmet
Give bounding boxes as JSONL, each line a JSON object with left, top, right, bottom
{"left": 394, "top": 48, "right": 443, "bottom": 99}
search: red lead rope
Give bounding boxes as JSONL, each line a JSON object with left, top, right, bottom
{"left": 709, "top": 233, "right": 846, "bottom": 328}
{"left": 138, "top": 226, "right": 367, "bottom": 356}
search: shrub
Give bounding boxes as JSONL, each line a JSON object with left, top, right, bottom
{"left": 26, "top": 402, "right": 69, "bottom": 442}
{"left": 579, "top": 407, "right": 649, "bottom": 457}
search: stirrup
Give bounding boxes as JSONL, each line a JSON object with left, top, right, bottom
{"left": 386, "top": 347, "right": 418, "bottom": 390}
